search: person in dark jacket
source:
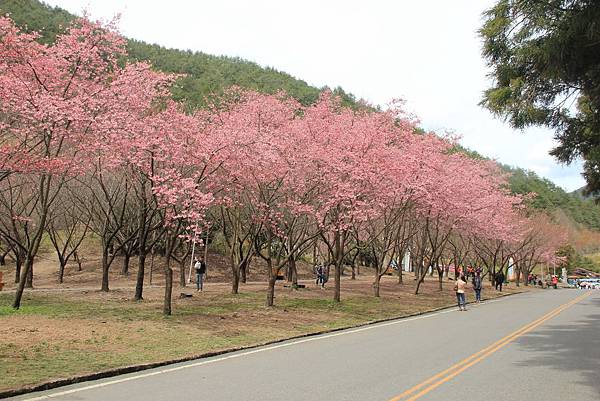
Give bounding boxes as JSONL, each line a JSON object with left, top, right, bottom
{"left": 472, "top": 271, "right": 483, "bottom": 303}
{"left": 195, "top": 258, "right": 206, "bottom": 291}
{"left": 495, "top": 270, "right": 505, "bottom": 291}
{"left": 315, "top": 264, "right": 323, "bottom": 287}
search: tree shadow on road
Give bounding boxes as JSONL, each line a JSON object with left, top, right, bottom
{"left": 513, "top": 295, "right": 600, "bottom": 397}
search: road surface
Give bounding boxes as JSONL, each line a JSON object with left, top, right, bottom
{"left": 8, "top": 289, "right": 600, "bottom": 401}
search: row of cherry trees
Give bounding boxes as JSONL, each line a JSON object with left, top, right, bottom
{"left": 0, "top": 16, "right": 565, "bottom": 314}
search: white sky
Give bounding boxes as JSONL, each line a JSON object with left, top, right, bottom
{"left": 43, "top": 0, "right": 586, "bottom": 191}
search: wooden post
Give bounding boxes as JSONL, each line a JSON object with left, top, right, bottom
{"left": 187, "top": 229, "right": 197, "bottom": 284}
{"left": 203, "top": 230, "right": 209, "bottom": 280}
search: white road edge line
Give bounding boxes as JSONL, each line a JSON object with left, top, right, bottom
{"left": 19, "top": 296, "right": 515, "bottom": 400}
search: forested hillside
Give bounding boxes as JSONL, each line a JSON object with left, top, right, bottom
{"left": 3, "top": 0, "right": 600, "bottom": 236}
{"left": 507, "top": 167, "right": 600, "bottom": 231}
{"left": 454, "top": 145, "right": 600, "bottom": 233}
{"left": 0, "top": 0, "right": 359, "bottom": 109}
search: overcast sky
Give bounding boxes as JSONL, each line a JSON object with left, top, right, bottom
{"left": 44, "top": 0, "right": 586, "bottom": 192}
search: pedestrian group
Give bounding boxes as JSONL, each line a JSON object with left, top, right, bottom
{"left": 453, "top": 268, "right": 507, "bottom": 311}
{"left": 314, "top": 263, "right": 329, "bottom": 288}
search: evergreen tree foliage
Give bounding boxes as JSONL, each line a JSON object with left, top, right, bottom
{"left": 480, "top": 0, "right": 600, "bottom": 195}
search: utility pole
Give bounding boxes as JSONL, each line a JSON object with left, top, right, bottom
{"left": 187, "top": 229, "right": 198, "bottom": 284}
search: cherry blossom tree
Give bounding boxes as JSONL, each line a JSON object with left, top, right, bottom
{"left": 511, "top": 213, "right": 567, "bottom": 286}
{"left": 0, "top": 15, "right": 176, "bottom": 308}
{"left": 1, "top": 13, "right": 546, "bottom": 314}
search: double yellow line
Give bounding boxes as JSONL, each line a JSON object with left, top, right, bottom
{"left": 389, "top": 291, "right": 592, "bottom": 401}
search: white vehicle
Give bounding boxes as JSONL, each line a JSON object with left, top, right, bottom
{"left": 578, "top": 279, "right": 600, "bottom": 289}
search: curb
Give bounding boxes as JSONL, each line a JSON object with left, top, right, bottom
{"left": 0, "top": 290, "right": 522, "bottom": 399}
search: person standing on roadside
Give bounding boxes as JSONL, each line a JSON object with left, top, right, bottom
{"left": 472, "top": 271, "right": 482, "bottom": 303}
{"left": 454, "top": 274, "right": 468, "bottom": 311}
{"left": 195, "top": 257, "right": 206, "bottom": 291}
{"left": 495, "top": 270, "right": 505, "bottom": 291}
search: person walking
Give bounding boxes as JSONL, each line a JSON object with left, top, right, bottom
{"left": 495, "top": 270, "right": 505, "bottom": 291}
{"left": 195, "top": 258, "right": 206, "bottom": 291}
{"left": 472, "top": 271, "right": 482, "bottom": 303}
{"left": 454, "top": 274, "right": 468, "bottom": 311}
{"left": 466, "top": 266, "right": 474, "bottom": 280}
{"left": 315, "top": 264, "right": 324, "bottom": 288}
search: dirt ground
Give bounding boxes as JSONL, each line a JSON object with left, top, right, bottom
{"left": 0, "top": 248, "right": 323, "bottom": 290}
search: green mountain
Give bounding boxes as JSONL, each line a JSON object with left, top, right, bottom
{"left": 452, "top": 146, "right": 600, "bottom": 232}
{"left": 3, "top": 0, "right": 600, "bottom": 234}
{"left": 0, "top": 0, "right": 359, "bottom": 110}
{"left": 507, "top": 168, "right": 600, "bottom": 231}
{"left": 571, "top": 186, "right": 600, "bottom": 201}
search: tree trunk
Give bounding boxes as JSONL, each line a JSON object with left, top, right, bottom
{"left": 286, "top": 261, "right": 293, "bottom": 282}
{"left": 135, "top": 253, "right": 146, "bottom": 301}
{"left": 334, "top": 263, "right": 341, "bottom": 302}
{"left": 12, "top": 256, "right": 33, "bottom": 309}
{"left": 163, "top": 231, "right": 175, "bottom": 316}
{"left": 414, "top": 273, "right": 425, "bottom": 294}
{"left": 58, "top": 257, "right": 66, "bottom": 284}
{"left": 101, "top": 246, "right": 110, "bottom": 292}
{"left": 266, "top": 276, "right": 276, "bottom": 307}
{"left": 289, "top": 257, "right": 298, "bottom": 286}
{"left": 229, "top": 233, "right": 241, "bottom": 294}
{"left": 14, "top": 252, "right": 22, "bottom": 284}
{"left": 121, "top": 252, "right": 131, "bottom": 276}
{"left": 135, "top": 187, "right": 148, "bottom": 300}
{"left": 333, "top": 231, "right": 343, "bottom": 303}
{"left": 351, "top": 264, "right": 356, "bottom": 280}
{"left": 240, "top": 260, "right": 247, "bottom": 284}
{"left": 412, "top": 257, "right": 419, "bottom": 281}
{"left": 163, "top": 265, "right": 173, "bottom": 315}
{"left": 149, "top": 250, "right": 154, "bottom": 285}
{"left": 231, "top": 265, "right": 240, "bottom": 294}
{"left": 74, "top": 251, "right": 83, "bottom": 271}
{"left": 179, "top": 256, "right": 186, "bottom": 287}
{"left": 25, "top": 262, "right": 33, "bottom": 288}
{"left": 373, "top": 273, "right": 381, "bottom": 297}
{"left": 438, "top": 269, "right": 443, "bottom": 291}
{"left": 414, "top": 255, "right": 426, "bottom": 295}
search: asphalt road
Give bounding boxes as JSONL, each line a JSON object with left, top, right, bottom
{"left": 8, "top": 289, "right": 599, "bottom": 401}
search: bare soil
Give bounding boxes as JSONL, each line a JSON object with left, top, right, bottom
{"left": 0, "top": 248, "right": 318, "bottom": 290}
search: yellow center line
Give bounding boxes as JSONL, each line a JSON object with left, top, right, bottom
{"left": 389, "top": 291, "right": 592, "bottom": 401}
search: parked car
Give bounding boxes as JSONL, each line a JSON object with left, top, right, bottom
{"left": 577, "top": 279, "right": 600, "bottom": 289}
